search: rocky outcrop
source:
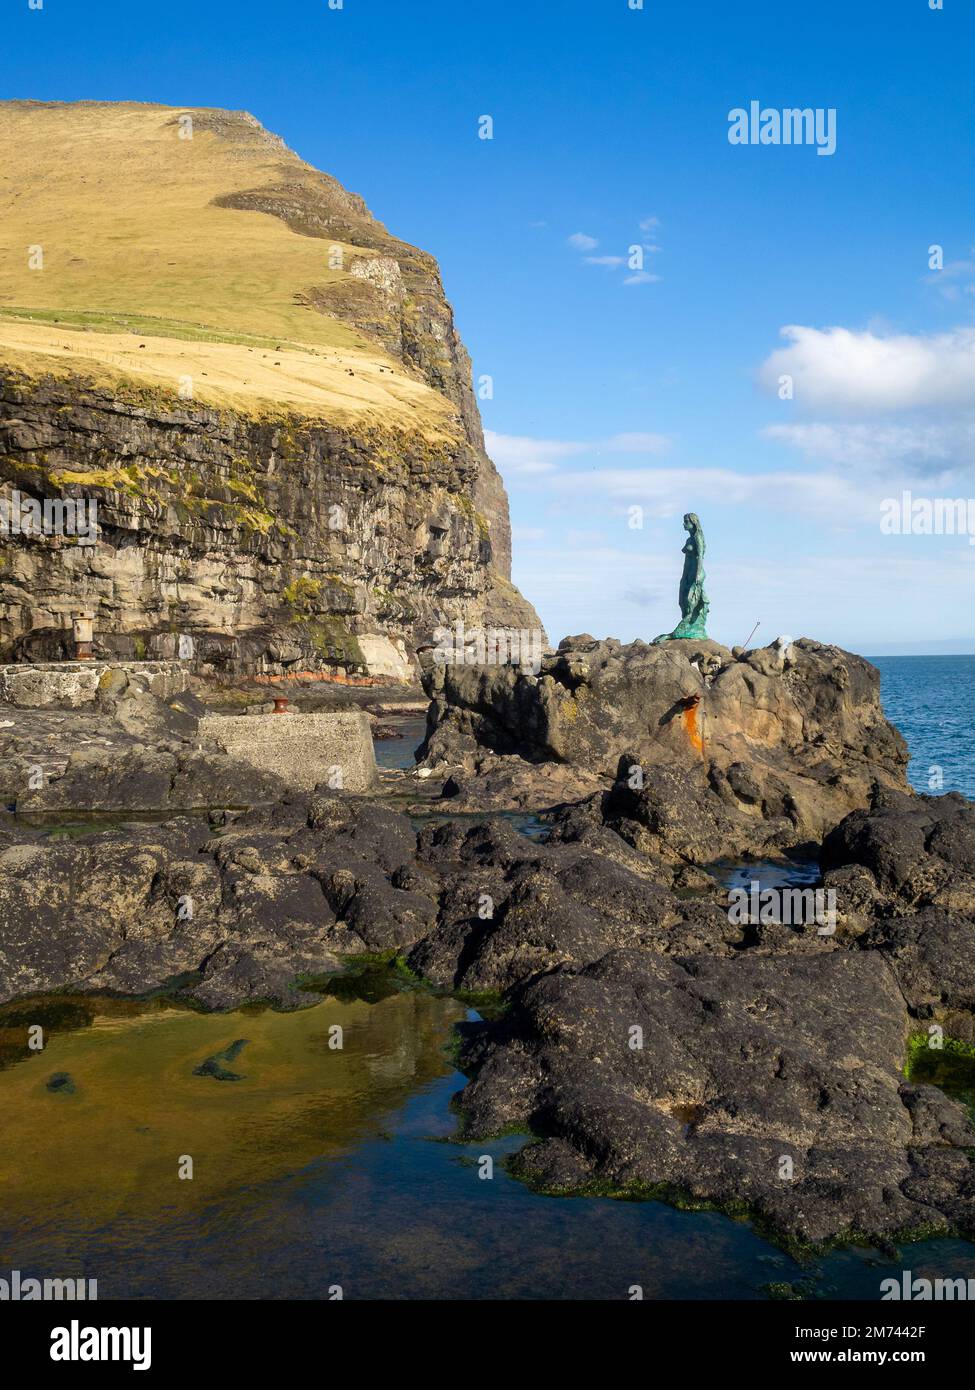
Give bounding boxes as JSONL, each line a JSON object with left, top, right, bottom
{"left": 821, "top": 788, "right": 975, "bottom": 1035}
{"left": 206, "top": 118, "right": 515, "bottom": 572}
{"left": 420, "top": 634, "right": 911, "bottom": 856}
{"left": 822, "top": 787, "right": 975, "bottom": 918}
{"left": 430, "top": 787, "right": 975, "bottom": 1244}
{"left": 0, "top": 675, "right": 289, "bottom": 812}
{"left": 0, "top": 797, "right": 436, "bottom": 1010}
{"left": 0, "top": 363, "right": 539, "bottom": 683}
{"left": 456, "top": 949, "right": 975, "bottom": 1245}
{"left": 406, "top": 817, "right": 740, "bottom": 994}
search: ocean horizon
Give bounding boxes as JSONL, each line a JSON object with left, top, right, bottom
{"left": 871, "top": 655, "right": 975, "bottom": 800}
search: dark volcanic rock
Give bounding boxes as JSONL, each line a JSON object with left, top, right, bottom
{"left": 407, "top": 818, "right": 737, "bottom": 993}
{"left": 16, "top": 743, "right": 289, "bottom": 813}
{"left": 858, "top": 909, "right": 975, "bottom": 1022}
{"left": 420, "top": 635, "right": 910, "bottom": 857}
{"left": 455, "top": 948, "right": 975, "bottom": 1244}
{"left": 601, "top": 756, "right": 800, "bottom": 865}
{"left": 433, "top": 752, "right": 604, "bottom": 814}
{"left": 822, "top": 787, "right": 975, "bottom": 914}
{"left": 821, "top": 788, "right": 975, "bottom": 1022}
{"left": 435, "top": 781, "right": 975, "bottom": 1244}
{"left": 3, "top": 733, "right": 974, "bottom": 1247}
{"left": 0, "top": 797, "right": 433, "bottom": 1009}
{"left": 1, "top": 689, "right": 289, "bottom": 813}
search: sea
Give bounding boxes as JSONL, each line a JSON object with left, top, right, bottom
{"left": 0, "top": 657, "right": 972, "bottom": 1300}
{"left": 872, "top": 656, "right": 975, "bottom": 799}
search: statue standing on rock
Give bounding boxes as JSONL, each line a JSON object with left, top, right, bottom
{"left": 653, "top": 512, "right": 710, "bottom": 643}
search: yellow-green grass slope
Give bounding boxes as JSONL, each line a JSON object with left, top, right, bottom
{"left": 0, "top": 100, "right": 456, "bottom": 435}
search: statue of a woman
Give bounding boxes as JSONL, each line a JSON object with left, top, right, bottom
{"left": 652, "top": 513, "right": 710, "bottom": 643}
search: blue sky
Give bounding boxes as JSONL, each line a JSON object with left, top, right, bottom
{"left": 6, "top": 0, "right": 975, "bottom": 653}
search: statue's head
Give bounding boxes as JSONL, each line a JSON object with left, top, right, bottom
{"left": 683, "top": 512, "right": 700, "bottom": 532}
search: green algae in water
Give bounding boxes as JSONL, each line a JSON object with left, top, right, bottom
{"left": 906, "top": 1034, "right": 975, "bottom": 1117}
{"left": 0, "top": 989, "right": 465, "bottom": 1222}
{"left": 193, "top": 1037, "right": 250, "bottom": 1082}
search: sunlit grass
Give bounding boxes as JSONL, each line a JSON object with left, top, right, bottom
{"left": 0, "top": 101, "right": 447, "bottom": 428}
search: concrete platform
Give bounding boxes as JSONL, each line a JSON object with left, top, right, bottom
{"left": 199, "top": 710, "right": 378, "bottom": 792}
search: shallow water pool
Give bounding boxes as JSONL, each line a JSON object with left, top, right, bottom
{"left": 1, "top": 971, "right": 972, "bottom": 1301}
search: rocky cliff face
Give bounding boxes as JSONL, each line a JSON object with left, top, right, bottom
{"left": 0, "top": 371, "right": 539, "bottom": 678}
{"left": 0, "top": 101, "right": 541, "bottom": 679}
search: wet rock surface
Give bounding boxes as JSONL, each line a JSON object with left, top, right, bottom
{"left": 407, "top": 818, "right": 739, "bottom": 994}
{"left": 1, "top": 665, "right": 973, "bottom": 1246}
{"left": 822, "top": 787, "right": 975, "bottom": 1031}
{"left": 433, "top": 790, "right": 975, "bottom": 1243}
{"left": 822, "top": 786, "right": 975, "bottom": 915}
{"left": 0, "top": 796, "right": 433, "bottom": 1010}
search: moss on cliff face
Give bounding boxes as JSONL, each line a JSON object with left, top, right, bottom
{"left": 302, "top": 618, "right": 366, "bottom": 669}
{"left": 282, "top": 577, "right": 324, "bottom": 615}
{"left": 456, "top": 493, "right": 490, "bottom": 542}
{"left": 0, "top": 370, "right": 542, "bottom": 674}
{"left": 24, "top": 452, "right": 288, "bottom": 538}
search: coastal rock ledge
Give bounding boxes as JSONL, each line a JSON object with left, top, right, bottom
{"left": 420, "top": 634, "right": 910, "bottom": 861}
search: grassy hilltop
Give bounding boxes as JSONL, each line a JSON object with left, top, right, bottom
{"left": 0, "top": 100, "right": 458, "bottom": 433}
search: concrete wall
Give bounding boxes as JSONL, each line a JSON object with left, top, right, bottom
{"left": 0, "top": 661, "right": 189, "bottom": 709}
{"left": 199, "top": 710, "right": 378, "bottom": 793}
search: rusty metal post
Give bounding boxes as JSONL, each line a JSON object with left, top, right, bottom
{"left": 72, "top": 613, "right": 94, "bottom": 660}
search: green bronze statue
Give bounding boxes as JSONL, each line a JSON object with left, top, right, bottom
{"left": 652, "top": 512, "right": 710, "bottom": 643}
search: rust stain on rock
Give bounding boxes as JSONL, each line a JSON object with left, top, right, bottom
{"left": 681, "top": 694, "right": 704, "bottom": 755}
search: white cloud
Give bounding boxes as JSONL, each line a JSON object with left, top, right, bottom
{"left": 502, "top": 459, "right": 560, "bottom": 475}
{"left": 533, "top": 464, "right": 886, "bottom": 525}
{"left": 566, "top": 528, "right": 609, "bottom": 547}
{"left": 758, "top": 324, "right": 975, "bottom": 412}
{"left": 601, "top": 432, "right": 671, "bottom": 454}
{"left": 484, "top": 431, "right": 588, "bottom": 474}
{"left": 622, "top": 583, "right": 663, "bottom": 606}
{"left": 493, "top": 439, "right": 922, "bottom": 525}
{"left": 924, "top": 255, "right": 975, "bottom": 302}
{"left": 569, "top": 221, "right": 662, "bottom": 284}
{"left": 486, "top": 430, "right": 672, "bottom": 476}
{"left": 762, "top": 420, "right": 975, "bottom": 475}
